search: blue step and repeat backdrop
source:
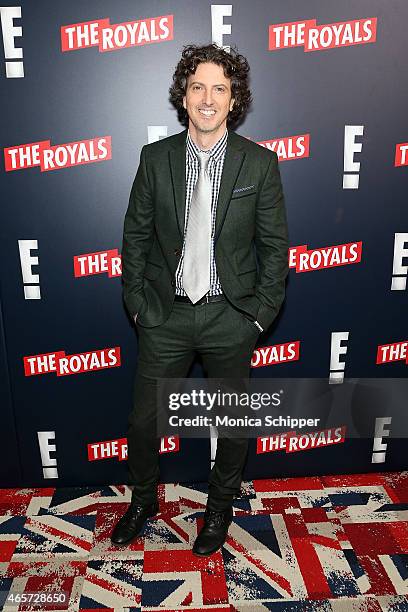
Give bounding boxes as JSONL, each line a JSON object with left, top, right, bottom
{"left": 1, "top": 1, "right": 407, "bottom": 488}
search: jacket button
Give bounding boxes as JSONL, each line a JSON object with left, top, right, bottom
{"left": 174, "top": 248, "right": 181, "bottom": 257}
{"left": 171, "top": 280, "right": 176, "bottom": 287}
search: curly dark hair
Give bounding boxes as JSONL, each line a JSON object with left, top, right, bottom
{"left": 169, "top": 43, "right": 252, "bottom": 127}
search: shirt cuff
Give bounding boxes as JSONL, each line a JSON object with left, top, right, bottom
{"left": 253, "top": 320, "right": 263, "bottom": 333}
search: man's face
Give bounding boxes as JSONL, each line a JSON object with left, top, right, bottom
{"left": 182, "top": 62, "right": 235, "bottom": 135}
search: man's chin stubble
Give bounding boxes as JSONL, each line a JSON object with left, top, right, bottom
{"left": 193, "top": 118, "right": 225, "bottom": 134}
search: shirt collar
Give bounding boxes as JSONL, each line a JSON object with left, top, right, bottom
{"left": 186, "top": 127, "right": 228, "bottom": 164}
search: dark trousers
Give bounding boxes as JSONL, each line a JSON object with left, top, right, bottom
{"left": 126, "top": 297, "right": 260, "bottom": 512}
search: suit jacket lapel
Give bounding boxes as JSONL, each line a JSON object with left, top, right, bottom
{"left": 214, "top": 130, "right": 246, "bottom": 242}
{"left": 168, "top": 129, "right": 187, "bottom": 241}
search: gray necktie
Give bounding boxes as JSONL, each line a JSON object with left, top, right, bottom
{"left": 182, "top": 151, "right": 212, "bottom": 303}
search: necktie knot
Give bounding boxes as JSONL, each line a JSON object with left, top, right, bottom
{"left": 197, "top": 151, "right": 210, "bottom": 173}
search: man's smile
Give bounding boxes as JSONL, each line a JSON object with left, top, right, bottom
{"left": 198, "top": 108, "right": 216, "bottom": 118}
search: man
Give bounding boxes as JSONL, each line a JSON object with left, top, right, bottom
{"left": 111, "top": 43, "right": 289, "bottom": 556}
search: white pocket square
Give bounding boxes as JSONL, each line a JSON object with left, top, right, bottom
{"left": 232, "top": 184, "right": 255, "bottom": 193}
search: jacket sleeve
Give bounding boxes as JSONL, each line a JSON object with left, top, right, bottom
{"left": 121, "top": 145, "right": 154, "bottom": 319}
{"left": 254, "top": 151, "right": 289, "bottom": 330}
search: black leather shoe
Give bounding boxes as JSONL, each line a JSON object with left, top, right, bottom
{"left": 192, "top": 507, "right": 233, "bottom": 556}
{"left": 110, "top": 500, "right": 159, "bottom": 546}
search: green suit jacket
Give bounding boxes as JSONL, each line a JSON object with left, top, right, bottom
{"left": 121, "top": 128, "right": 289, "bottom": 331}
